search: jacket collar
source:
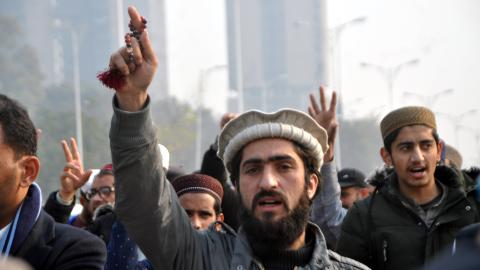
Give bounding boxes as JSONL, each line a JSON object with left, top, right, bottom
{"left": 10, "top": 183, "right": 44, "bottom": 254}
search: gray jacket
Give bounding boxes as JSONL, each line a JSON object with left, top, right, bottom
{"left": 110, "top": 97, "right": 368, "bottom": 270}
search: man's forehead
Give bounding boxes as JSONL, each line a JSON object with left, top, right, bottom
{"left": 240, "top": 138, "right": 299, "bottom": 162}
{"left": 179, "top": 192, "right": 216, "bottom": 207}
{"left": 93, "top": 174, "right": 114, "bottom": 187}
{"left": 393, "top": 125, "right": 436, "bottom": 144}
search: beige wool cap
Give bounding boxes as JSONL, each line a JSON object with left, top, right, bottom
{"left": 217, "top": 109, "right": 329, "bottom": 173}
{"left": 380, "top": 106, "right": 437, "bottom": 140}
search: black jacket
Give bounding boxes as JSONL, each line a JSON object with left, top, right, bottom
{"left": 200, "top": 138, "right": 241, "bottom": 230}
{"left": 44, "top": 191, "right": 115, "bottom": 244}
{"left": 337, "top": 166, "right": 479, "bottom": 270}
{"left": 12, "top": 210, "right": 106, "bottom": 269}
{"left": 43, "top": 191, "right": 75, "bottom": 224}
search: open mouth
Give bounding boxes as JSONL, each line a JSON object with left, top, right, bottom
{"left": 255, "top": 196, "right": 284, "bottom": 211}
{"left": 258, "top": 199, "right": 282, "bottom": 206}
{"left": 409, "top": 166, "right": 426, "bottom": 178}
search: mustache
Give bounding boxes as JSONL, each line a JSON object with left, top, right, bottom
{"left": 251, "top": 190, "right": 289, "bottom": 211}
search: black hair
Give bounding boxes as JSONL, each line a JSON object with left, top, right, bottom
{"left": 213, "top": 199, "right": 222, "bottom": 215}
{"left": 383, "top": 126, "right": 440, "bottom": 153}
{"left": 0, "top": 94, "right": 37, "bottom": 158}
{"left": 229, "top": 140, "right": 322, "bottom": 198}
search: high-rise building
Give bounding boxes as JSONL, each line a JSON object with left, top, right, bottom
{"left": 225, "top": 0, "right": 328, "bottom": 112}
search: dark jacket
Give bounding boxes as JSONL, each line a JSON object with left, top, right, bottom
{"left": 12, "top": 210, "right": 106, "bottom": 269}
{"left": 44, "top": 191, "right": 75, "bottom": 224}
{"left": 43, "top": 191, "right": 115, "bottom": 244}
{"left": 110, "top": 96, "right": 369, "bottom": 270}
{"left": 337, "top": 166, "right": 479, "bottom": 270}
{"left": 200, "top": 138, "right": 241, "bottom": 231}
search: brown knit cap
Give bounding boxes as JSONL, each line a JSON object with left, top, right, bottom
{"left": 380, "top": 106, "right": 436, "bottom": 140}
{"left": 171, "top": 173, "right": 224, "bottom": 203}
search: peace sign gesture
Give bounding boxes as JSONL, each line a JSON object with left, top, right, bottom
{"left": 58, "top": 138, "right": 92, "bottom": 202}
{"left": 308, "top": 86, "right": 338, "bottom": 162}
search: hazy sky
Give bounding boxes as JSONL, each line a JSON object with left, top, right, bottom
{"left": 163, "top": 0, "right": 480, "bottom": 167}
{"left": 329, "top": 0, "right": 480, "bottom": 167}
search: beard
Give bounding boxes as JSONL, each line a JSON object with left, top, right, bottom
{"left": 239, "top": 188, "right": 312, "bottom": 255}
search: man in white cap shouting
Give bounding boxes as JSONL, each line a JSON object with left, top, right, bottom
{"left": 107, "top": 6, "right": 368, "bottom": 270}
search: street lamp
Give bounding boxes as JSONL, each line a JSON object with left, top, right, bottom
{"left": 436, "top": 109, "right": 478, "bottom": 147}
{"left": 330, "top": 16, "right": 367, "bottom": 95}
{"left": 330, "top": 16, "right": 366, "bottom": 168}
{"left": 291, "top": 17, "right": 366, "bottom": 168}
{"left": 403, "top": 88, "right": 454, "bottom": 108}
{"left": 233, "top": 0, "right": 244, "bottom": 113}
{"left": 195, "top": 65, "right": 228, "bottom": 168}
{"left": 54, "top": 19, "right": 84, "bottom": 163}
{"left": 360, "top": 58, "right": 419, "bottom": 110}
{"left": 455, "top": 125, "right": 480, "bottom": 166}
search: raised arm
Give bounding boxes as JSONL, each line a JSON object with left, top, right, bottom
{"left": 307, "top": 86, "right": 346, "bottom": 248}
{"left": 108, "top": 6, "right": 202, "bottom": 270}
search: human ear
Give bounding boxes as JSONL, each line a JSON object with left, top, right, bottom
{"left": 307, "top": 173, "right": 319, "bottom": 200}
{"left": 436, "top": 140, "right": 444, "bottom": 163}
{"left": 19, "top": 156, "right": 40, "bottom": 187}
{"left": 380, "top": 147, "right": 392, "bottom": 167}
{"left": 217, "top": 213, "right": 224, "bottom": 223}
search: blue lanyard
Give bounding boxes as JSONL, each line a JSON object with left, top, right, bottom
{"left": 0, "top": 203, "right": 23, "bottom": 258}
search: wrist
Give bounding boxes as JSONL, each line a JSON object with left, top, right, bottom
{"left": 115, "top": 91, "right": 148, "bottom": 112}
{"left": 56, "top": 190, "right": 75, "bottom": 206}
{"left": 57, "top": 189, "right": 75, "bottom": 203}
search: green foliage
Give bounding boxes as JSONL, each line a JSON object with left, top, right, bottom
{"left": 0, "top": 14, "right": 221, "bottom": 198}
{"left": 151, "top": 97, "right": 219, "bottom": 172}
{"left": 0, "top": 16, "right": 44, "bottom": 112}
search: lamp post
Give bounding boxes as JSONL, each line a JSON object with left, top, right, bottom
{"left": 436, "top": 109, "right": 478, "bottom": 148}
{"left": 330, "top": 17, "right": 367, "bottom": 97}
{"left": 54, "top": 19, "right": 84, "bottom": 163}
{"left": 360, "top": 58, "right": 419, "bottom": 110}
{"left": 233, "top": 0, "right": 244, "bottom": 113}
{"left": 195, "top": 65, "right": 228, "bottom": 168}
{"left": 292, "top": 17, "right": 365, "bottom": 168}
{"left": 330, "top": 16, "right": 366, "bottom": 168}
{"left": 403, "top": 88, "right": 454, "bottom": 108}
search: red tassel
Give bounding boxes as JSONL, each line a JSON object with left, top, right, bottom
{"left": 97, "top": 69, "right": 126, "bottom": 91}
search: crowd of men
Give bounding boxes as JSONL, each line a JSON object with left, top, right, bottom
{"left": 1, "top": 5, "right": 479, "bottom": 270}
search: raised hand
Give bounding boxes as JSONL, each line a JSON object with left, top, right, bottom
{"left": 308, "top": 86, "right": 338, "bottom": 162}
{"left": 58, "top": 138, "right": 92, "bottom": 202}
{"left": 108, "top": 6, "right": 158, "bottom": 112}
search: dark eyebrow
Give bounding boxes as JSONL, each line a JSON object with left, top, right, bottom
{"left": 396, "top": 141, "right": 414, "bottom": 149}
{"left": 241, "top": 155, "right": 295, "bottom": 167}
{"left": 199, "top": 210, "right": 214, "bottom": 216}
{"left": 396, "top": 139, "right": 435, "bottom": 149}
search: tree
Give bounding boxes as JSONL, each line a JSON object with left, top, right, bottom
{"left": 0, "top": 16, "right": 44, "bottom": 112}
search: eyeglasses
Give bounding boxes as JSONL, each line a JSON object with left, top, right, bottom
{"left": 85, "top": 186, "right": 115, "bottom": 201}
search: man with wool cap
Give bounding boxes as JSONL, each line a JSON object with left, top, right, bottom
{"left": 171, "top": 173, "right": 224, "bottom": 230}
{"left": 107, "top": 6, "right": 368, "bottom": 269}
{"left": 337, "top": 106, "right": 479, "bottom": 270}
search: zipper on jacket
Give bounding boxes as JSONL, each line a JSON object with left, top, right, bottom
{"left": 382, "top": 240, "right": 388, "bottom": 263}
